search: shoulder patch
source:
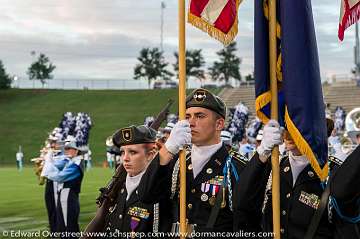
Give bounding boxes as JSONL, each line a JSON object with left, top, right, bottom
{"left": 328, "top": 155, "right": 343, "bottom": 166}
{"left": 228, "top": 149, "right": 248, "bottom": 165}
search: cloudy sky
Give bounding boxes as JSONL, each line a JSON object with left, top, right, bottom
{"left": 0, "top": 0, "right": 356, "bottom": 81}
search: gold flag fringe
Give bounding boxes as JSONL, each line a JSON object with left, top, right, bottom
{"left": 187, "top": 0, "right": 241, "bottom": 46}
{"left": 255, "top": 91, "right": 272, "bottom": 124}
{"left": 285, "top": 107, "right": 329, "bottom": 181}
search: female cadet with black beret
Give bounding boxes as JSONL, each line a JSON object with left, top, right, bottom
{"left": 103, "top": 125, "right": 171, "bottom": 238}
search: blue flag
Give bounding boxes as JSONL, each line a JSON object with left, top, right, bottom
{"left": 255, "top": 0, "right": 328, "bottom": 180}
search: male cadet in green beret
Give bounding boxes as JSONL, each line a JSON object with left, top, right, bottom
{"left": 103, "top": 125, "right": 171, "bottom": 237}
{"left": 139, "top": 88, "right": 252, "bottom": 235}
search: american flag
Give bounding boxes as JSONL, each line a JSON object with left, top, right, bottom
{"left": 188, "top": 0, "right": 241, "bottom": 45}
{"left": 338, "top": 0, "right": 360, "bottom": 41}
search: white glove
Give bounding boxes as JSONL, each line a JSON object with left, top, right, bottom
{"left": 257, "top": 120, "right": 282, "bottom": 158}
{"left": 41, "top": 156, "right": 53, "bottom": 177}
{"left": 44, "top": 150, "right": 52, "bottom": 161}
{"left": 165, "top": 120, "right": 192, "bottom": 155}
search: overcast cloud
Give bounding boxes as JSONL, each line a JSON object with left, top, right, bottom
{"left": 0, "top": 0, "right": 355, "bottom": 81}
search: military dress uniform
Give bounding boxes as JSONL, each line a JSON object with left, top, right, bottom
{"left": 140, "top": 145, "right": 248, "bottom": 233}
{"left": 103, "top": 177, "right": 172, "bottom": 238}
{"left": 103, "top": 125, "right": 172, "bottom": 238}
{"left": 329, "top": 146, "right": 360, "bottom": 239}
{"left": 138, "top": 89, "right": 253, "bottom": 234}
{"left": 235, "top": 153, "right": 333, "bottom": 239}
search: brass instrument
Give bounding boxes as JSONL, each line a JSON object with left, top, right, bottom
{"left": 340, "top": 137, "right": 357, "bottom": 155}
{"left": 31, "top": 146, "right": 61, "bottom": 185}
{"left": 31, "top": 148, "right": 47, "bottom": 185}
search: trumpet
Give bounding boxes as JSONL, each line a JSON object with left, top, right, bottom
{"left": 31, "top": 147, "right": 62, "bottom": 185}
{"left": 31, "top": 156, "right": 46, "bottom": 185}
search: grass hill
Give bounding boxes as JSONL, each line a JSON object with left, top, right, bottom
{"left": 0, "top": 167, "right": 113, "bottom": 234}
{"left": 0, "top": 88, "right": 221, "bottom": 165}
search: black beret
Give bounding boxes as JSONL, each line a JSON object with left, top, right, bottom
{"left": 186, "top": 88, "right": 227, "bottom": 119}
{"left": 112, "top": 125, "right": 157, "bottom": 147}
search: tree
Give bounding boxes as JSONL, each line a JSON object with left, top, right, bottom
{"left": 245, "top": 73, "right": 255, "bottom": 83}
{"left": 27, "top": 52, "right": 56, "bottom": 87}
{"left": 208, "top": 42, "right": 241, "bottom": 85}
{"left": 134, "top": 47, "right": 173, "bottom": 88}
{"left": 173, "top": 49, "right": 205, "bottom": 83}
{"left": 0, "top": 60, "right": 12, "bottom": 89}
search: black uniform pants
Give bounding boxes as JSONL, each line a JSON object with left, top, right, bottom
{"left": 45, "top": 180, "right": 57, "bottom": 234}
{"left": 56, "top": 188, "right": 80, "bottom": 238}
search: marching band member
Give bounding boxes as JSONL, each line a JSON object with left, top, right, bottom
{"left": 42, "top": 136, "right": 85, "bottom": 237}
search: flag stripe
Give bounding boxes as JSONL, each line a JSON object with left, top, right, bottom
{"left": 349, "top": 0, "right": 360, "bottom": 8}
{"left": 190, "top": 0, "right": 210, "bottom": 17}
{"left": 201, "top": 0, "right": 229, "bottom": 25}
{"left": 214, "top": 0, "right": 237, "bottom": 33}
{"left": 338, "top": 0, "right": 360, "bottom": 40}
{"left": 188, "top": 0, "right": 240, "bottom": 45}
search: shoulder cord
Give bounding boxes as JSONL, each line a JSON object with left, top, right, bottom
{"left": 153, "top": 203, "right": 159, "bottom": 233}
{"left": 170, "top": 152, "right": 191, "bottom": 200}
{"left": 327, "top": 160, "right": 360, "bottom": 223}
{"left": 222, "top": 155, "right": 239, "bottom": 211}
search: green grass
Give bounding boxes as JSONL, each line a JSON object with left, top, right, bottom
{"left": 0, "top": 167, "right": 113, "bottom": 237}
{"left": 0, "top": 88, "right": 224, "bottom": 238}
{"left": 0, "top": 88, "right": 222, "bottom": 166}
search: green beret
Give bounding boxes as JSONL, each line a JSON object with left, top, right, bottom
{"left": 186, "top": 88, "right": 227, "bottom": 119}
{"left": 112, "top": 125, "right": 156, "bottom": 147}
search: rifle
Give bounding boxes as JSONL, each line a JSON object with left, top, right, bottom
{"left": 150, "top": 99, "right": 174, "bottom": 130}
{"left": 82, "top": 99, "right": 173, "bottom": 238}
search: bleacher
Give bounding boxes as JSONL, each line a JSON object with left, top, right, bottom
{"left": 323, "top": 82, "right": 360, "bottom": 113}
{"left": 218, "top": 81, "right": 360, "bottom": 118}
{"left": 218, "top": 86, "right": 256, "bottom": 116}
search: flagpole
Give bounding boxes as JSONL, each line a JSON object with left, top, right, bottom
{"left": 178, "top": 0, "right": 187, "bottom": 238}
{"left": 268, "top": 0, "right": 281, "bottom": 238}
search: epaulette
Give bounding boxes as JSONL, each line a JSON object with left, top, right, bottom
{"left": 328, "top": 155, "right": 343, "bottom": 166}
{"left": 228, "top": 148, "right": 248, "bottom": 165}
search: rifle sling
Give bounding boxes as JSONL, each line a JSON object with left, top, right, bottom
{"left": 304, "top": 184, "right": 330, "bottom": 239}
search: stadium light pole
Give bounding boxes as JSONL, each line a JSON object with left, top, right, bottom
{"left": 160, "top": 1, "right": 166, "bottom": 52}
{"left": 354, "top": 22, "right": 360, "bottom": 80}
